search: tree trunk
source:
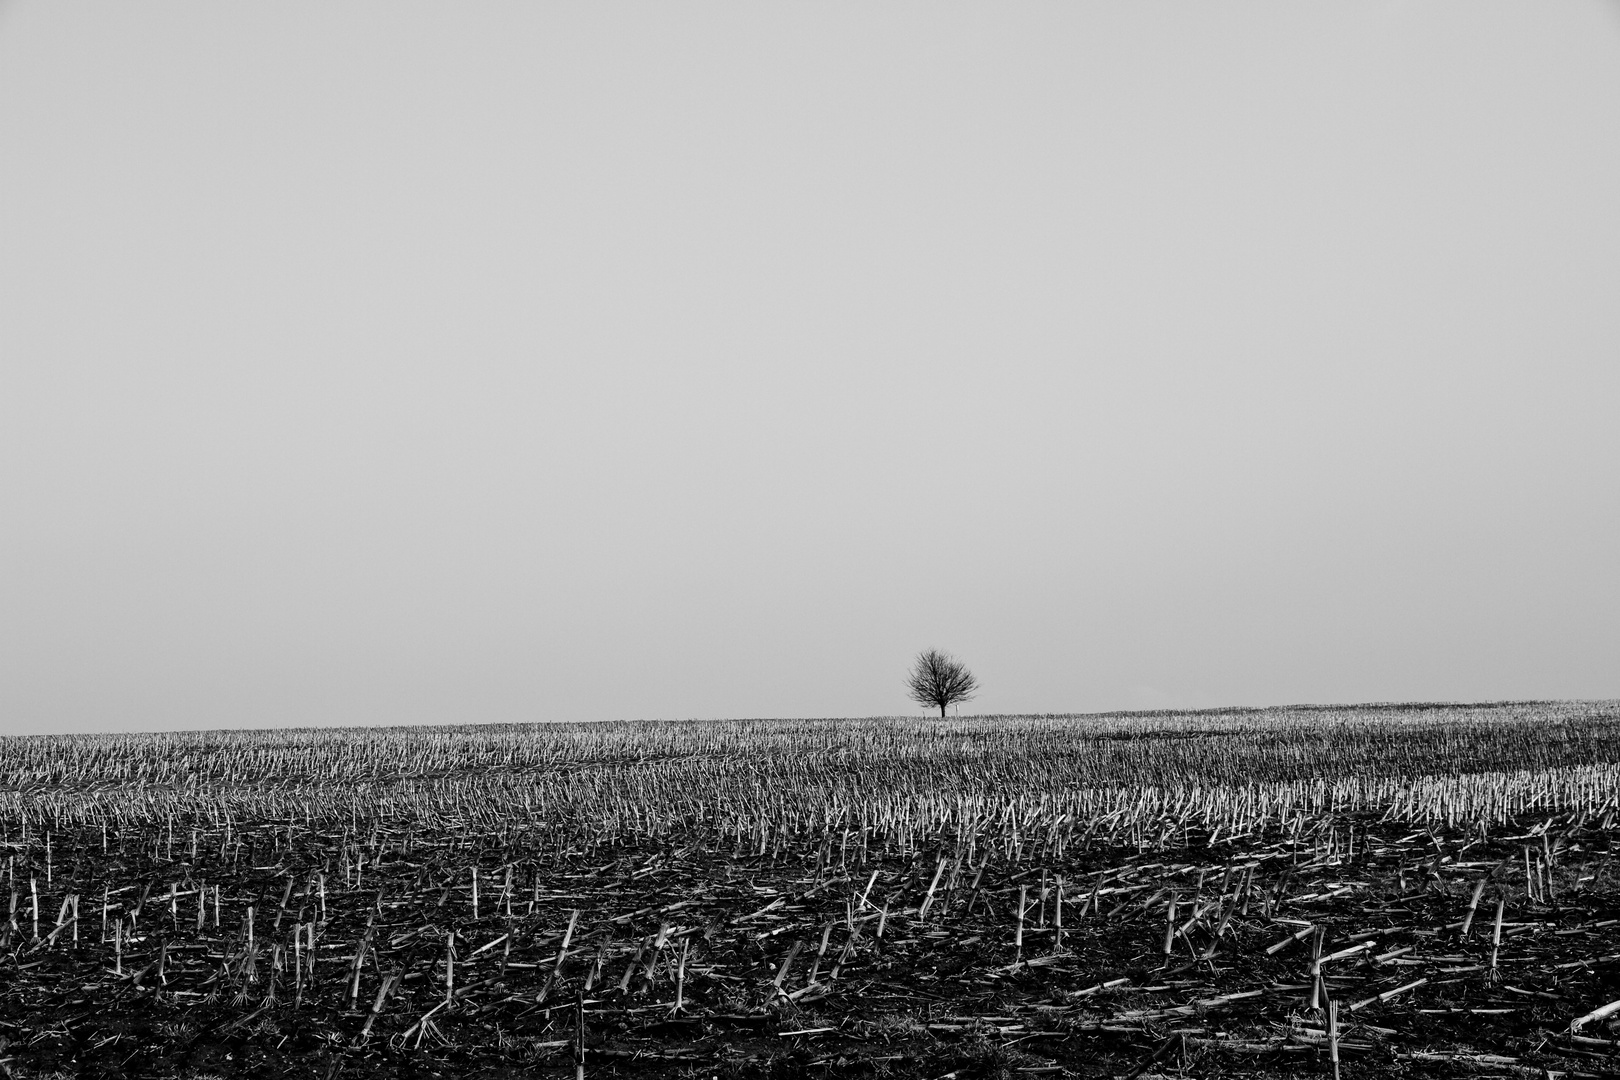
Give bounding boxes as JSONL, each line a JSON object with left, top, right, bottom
{"left": 939, "top": 703, "right": 946, "bottom": 719}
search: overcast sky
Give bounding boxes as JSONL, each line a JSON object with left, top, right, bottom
{"left": 3, "top": 3, "right": 1618, "bottom": 735}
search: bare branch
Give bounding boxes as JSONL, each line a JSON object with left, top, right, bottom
{"left": 906, "top": 649, "right": 978, "bottom": 718}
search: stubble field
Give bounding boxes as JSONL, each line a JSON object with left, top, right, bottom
{"left": 5, "top": 702, "right": 1620, "bottom": 1078}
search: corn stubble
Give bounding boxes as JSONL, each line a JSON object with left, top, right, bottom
{"left": 3, "top": 700, "right": 1620, "bottom": 1076}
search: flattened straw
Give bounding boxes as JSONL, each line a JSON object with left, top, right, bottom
{"left": 1570, "top": 996, "right": 1620, "bottom": 1033}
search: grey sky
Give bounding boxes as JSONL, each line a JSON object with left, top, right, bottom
{"left": 3, "top": 3, "right": 1618, "bottom": 734}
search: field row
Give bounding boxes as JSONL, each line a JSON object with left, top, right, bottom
{"left": 6, "top": 703, "right": 1620, "bottom": 1076}
{"left": 4, "top": 807, "right": 1620, "bottom": 1077}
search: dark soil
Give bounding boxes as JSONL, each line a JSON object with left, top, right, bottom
{"left": 4, "top": 813, "right": 1620, "bottom": 1078}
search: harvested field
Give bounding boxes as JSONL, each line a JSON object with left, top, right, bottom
{"left": 5, "top": 701, "right": 1620, "bottom": 1078}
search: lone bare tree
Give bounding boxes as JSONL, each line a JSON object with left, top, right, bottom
{"left": 906, "top": 649, "right": 978, "bottom": 718}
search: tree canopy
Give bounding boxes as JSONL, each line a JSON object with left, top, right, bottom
{"left": 906, "top": 649, "right": 978, "bottom": 718}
